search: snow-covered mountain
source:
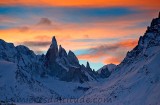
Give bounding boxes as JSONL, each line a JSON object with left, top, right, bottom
{"left": 0, "top": 36, "right": 101, "bottom": 82}
{"left": 77, "top": 12, "right": 160, "bottom": 105}
{"left": 44, "top": 37, "right": 101, "bottom": 83}
{"left": 97, "top": 64, "right": 116, "bottom": 78}
{"left": 0, "top": 35, "right": 105, "bottom": 102}
{"left": 0, "top": 60, "right": 60, "bottom": 103}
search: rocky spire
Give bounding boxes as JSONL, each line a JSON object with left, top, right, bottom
{"left": 58, "top": 45, "right": 67, "bottom": 57}
{"left": 46, "top": 36, "right": 58, "bottom": 63}
{"left": 85, "top": 61, "right": 93, "bottom": 72}
{"left": 86, "top": 61, "right": 90, "bottom": 69}
{"left": 67, "top": 50, "right": 79, "bottom": 66}
{"left": 51, "top": 36, "right": 58, "bottom": 50}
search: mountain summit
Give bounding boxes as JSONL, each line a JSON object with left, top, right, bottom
{"left": 46, "top": 36, "right": 58, "bottom": 63}
{"left": 44, "top": 36, "right": 102, "bottom": 82}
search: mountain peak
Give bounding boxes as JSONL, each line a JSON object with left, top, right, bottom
{"left": 59, "top": 45, "right": 62, "bottom": 50}
{"left": 52, "top": 36, "right": 56, "bottom": 41}
{"left": 46, "top": 36, "right": 58, "bottom": 63}
{"left": 68, "top": 50, "right": 79, "bottom": 66}
{"left": 86, "top": 61, "right": 90, "bottom": 69}
{"left": 51, "top": 36, "right": 58, "bottom": 48}
{"left": 58, "top": 45, "right": 67, "bottom": 57}
{"left": 0, "top": 39, "right": 5, "bottom": 43}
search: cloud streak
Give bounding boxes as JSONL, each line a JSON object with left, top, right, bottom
{"left": 70, "top": 38, "right": 120, "bottom": 42}
{"left": 22, "top": 41, "right": 50, "bottom": 47}
{"left": 77, "top": 39, "right": 138, "bottom": 64}
{"left": 37, "top": 18, "right": 52, "bottom": 26}
{"left": 0, "top": 0, "right": 159, "bottom": 9}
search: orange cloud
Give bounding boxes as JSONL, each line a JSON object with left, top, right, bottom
{"left": 77, "top": 39, "right": 138, "bottom": 64}
{"left": 0, "top": 16, "right": 142, "bottom": 47}
{"left": 104, "top": 56, "right": 120, "bottom": 65}
{"left": 0, "top": 0, "right": 159, "bottom": 9}
{"left": 119, "top": 40, "right": 138, "bottom": 47}
{"left": 0, "top": 15, "right": 16, "bottom": 23}
{"left": 0, "top": 11, "right": 150, "bottom": 57}
{"left": 0, "top": 13, "right": 146, "bottom": 65}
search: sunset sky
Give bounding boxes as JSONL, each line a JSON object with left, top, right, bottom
{"left": 0, "top": 0, "right": 159, "bottom": 70}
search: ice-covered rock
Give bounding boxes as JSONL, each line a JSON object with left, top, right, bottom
{"left": 58, "top": 45, "right": 67, "bottom": 58}
{"left": 46, "top": 36, "right": 58, "bottom": 64}
{"left": 67, "top": 50, "right": 80, "bottom": 67}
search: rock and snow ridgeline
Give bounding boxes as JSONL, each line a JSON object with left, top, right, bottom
{"left": 0, "top": 34, "right": 111, "bottom": 102}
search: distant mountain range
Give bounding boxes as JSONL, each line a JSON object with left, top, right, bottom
{"left": 0, "top": 32, "right": 112, "bottom": 102}
{"left": 0, "top": 12, "right": 160, "bottom": 105}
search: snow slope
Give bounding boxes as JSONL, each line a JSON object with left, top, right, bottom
{"left": 0, "top": 60, "right": 59, "bottom": 103}
{"left": 0, "top": 60, "right": 100, "bottom": 103}
{"left": 81, "top": 46, "right": 160, "bottom": 105}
